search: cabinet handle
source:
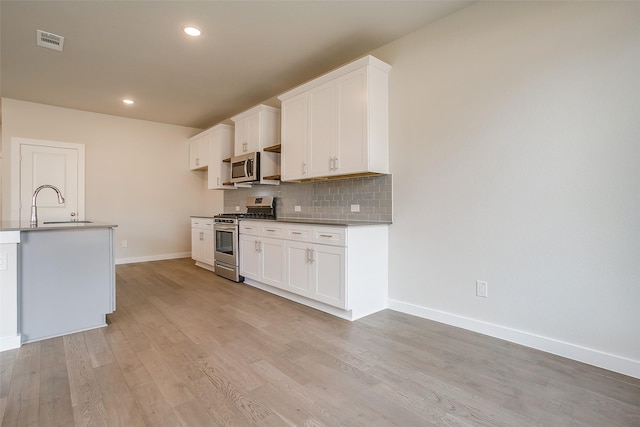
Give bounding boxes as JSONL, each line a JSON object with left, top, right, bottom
{"left": 199, "top": 231, "right": 204, "bottom": 241}
{"left": 334, "top": 157, "right": 339, "bottom": 170}
{"left": 308, "top": 248, "right": 315, "bottom": 262}
{"left": 255, "top": 240, "right": 260, "bottom": 251}
{"left": 266, "top": 229, "right": 276, "bottom": 232}
{"left": 217, "top": 177, "right": 220, "bottom": 186}
{"left": 319, "top": 234, "right": 333, "bottom": 238}
{"left": 302, "top": 162, "right": 307, "bottom": 174}
{"left": 291, "top": 231, "right": 302, "bottom": 235}
{"left": 329, "top": 157, "right": 334, "bottom": 170}
{"left": 195, "top": 158, "right": 200, "bottom": 166}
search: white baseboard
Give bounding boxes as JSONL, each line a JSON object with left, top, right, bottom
{"left": 0, "top": 335, "right": 21, "bottom": 352}
{"left": 388, "top": 299, "right": 640, "bottom": 380}
{"left": 244, "top": 278, "right": 358, "bottom": 321}
{"left": 115, "top": 252, "right": 190, "bottom": 265}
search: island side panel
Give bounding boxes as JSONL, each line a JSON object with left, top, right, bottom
{"left": 19, "top": 227, "right": 115, "bottom": 343}
{"left": 0, "top": 231, "right": 21, "bottom": 351}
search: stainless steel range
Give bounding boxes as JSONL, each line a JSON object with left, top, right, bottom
{"left": 213, "top": 196, "right": 276, "bottom": 282}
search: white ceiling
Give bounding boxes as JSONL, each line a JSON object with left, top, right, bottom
{"left": 1, "top": 1, "right": 472, "bottom": 129}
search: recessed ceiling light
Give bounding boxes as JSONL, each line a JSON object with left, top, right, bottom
{"left": 183, "top": 26, "right": 201, "bottom": 37}
{"left": 122, "top": 99, "right": 135, "bottom": 105}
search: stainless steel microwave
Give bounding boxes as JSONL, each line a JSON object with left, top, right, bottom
{"left": 230, "top": 151, "right": 260, "bottom": 183}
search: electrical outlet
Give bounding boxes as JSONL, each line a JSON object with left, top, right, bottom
{"left": 0, "top": 253, "right": 7, "bottom": 271}
{"left": 350, "top": 204, "right": 360, "bottom": 212}
{"left": 294, "top": 205, "right": 301, "bottom": 212}
{"left": 121, "top": 240, "right": 128, "bottom": 248}
{"left": 235, "top": 206, "right": 240, "bottom": 212}
{"left": 476, "top": 280, "right": 488, "bottom": 298}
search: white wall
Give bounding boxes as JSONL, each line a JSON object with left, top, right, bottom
{"left": 1, "top": 98, "right": 222, "bottom": 262}
{"left": 373, "top": 1, "right": 640, "bottom": 377}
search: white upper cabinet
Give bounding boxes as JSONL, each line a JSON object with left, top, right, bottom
{"left": 279, "top": 55, "right": 391, "bottom": 182}
{"left": 207, "top": 124, "right": 235, "bottom": 190}
{"left": 189, "top": 131, "right": 210, "bottom": 170}
{"left": 231, "top": 104, "right": 281, "bottom": 155}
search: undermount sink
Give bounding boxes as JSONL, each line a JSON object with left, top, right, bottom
{"left": 43, "top": 220, "right": 93, "bottom": 224}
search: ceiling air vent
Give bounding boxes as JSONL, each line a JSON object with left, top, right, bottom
{"left": 37, "top": 30, "right": 64, "bottom": 52}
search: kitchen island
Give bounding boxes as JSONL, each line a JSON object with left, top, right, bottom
{"left": 0, "top": 221, "right": 117, "bottom": 350}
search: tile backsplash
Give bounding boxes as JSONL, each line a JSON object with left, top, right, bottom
{"left": 223, "top": 174, "right": 392, "bottom": 222}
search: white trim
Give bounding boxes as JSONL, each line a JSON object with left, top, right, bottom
{"left": 115, "top": 252, "right": 190, "bottom": 265}
{"left": 0, "top": 231, "right": 20, "bottom": 244}
{"left": 244, "top": 278, "right": 358, "bottom": 321}
{"left": 388, "top": 299, "right": 640, "bottom": 380}
{"left": 10, "top": 137, "right": 86, "bottom": 222}
{"left": 21, "top": 324, "right": 105, "bottom": 345}
{"left": 0, "top": 335, "right": 21, "bottom": 352}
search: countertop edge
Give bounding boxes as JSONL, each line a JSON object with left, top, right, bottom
{"left": 240, "top": 218, "right": 392, "bottom": 227}
{"left": 0, "top": 221, "right": 118, "bottom": 232}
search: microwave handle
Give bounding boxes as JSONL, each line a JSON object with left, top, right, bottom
{"left": 245, "top": 158, "right": 251, "bottom": 178}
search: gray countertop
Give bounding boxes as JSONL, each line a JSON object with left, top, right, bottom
{"left": 0, "top": 220, "right": 118, "bottom": 232}
{"left": 243, "top": 218, "right": 392, "bottom": 227}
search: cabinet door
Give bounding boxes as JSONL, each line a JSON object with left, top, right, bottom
{"left": 246, "top": 112, "right": 261, "bottom": 153}
{"left": 260, "top": 237, "right": 285, "bottom": 290}
{"left": 239, "top": 234, "right": 260, "bottom": 281}
{"left": 191, "top": 228, "right": 205, "bottom": 262}
{"left": 190, "top": 135, "right": 209, "bottom": 170}
{"left": 203, "top": 230, "right": 215, "bottom": 266}
{"left": 311, "top": 244, "right": 346, "bottom": 309}
{"left": 208, "top": 126, "right": 234, "bottom": 189}
{"left": 234, "top": 118, "right": 249, "bottom": 155}
{"left": 308, "top": 84, "right": 337, "bottom": 178}
{"left": 284, "top": 240, "right": 312, "bottom": 298}
{"left": 280, "top": 96, "right": 308, "bottom": 181}
{"left": 335, "top": 69, "right": 368, "bottom": 175}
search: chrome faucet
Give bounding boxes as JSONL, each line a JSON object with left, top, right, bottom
{"left": 30, "top": 185, "right": 65, "bottom": 227}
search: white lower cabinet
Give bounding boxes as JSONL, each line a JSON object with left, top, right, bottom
{"left": 285, "top": 240, "right": 345, "bottom": 309}
{"left": 239, "top": 220, "right": 387, "bottom": 321}
{"left": 191, "top": 217, "right": 215, "bottom": 271}
{"left": 239, "top": 223, "right": 285, "bottom": 289}
{"left": 239, "top": 233, "right": 260, "bottom": 281}
{"left": 259, "top": 237, "right": 286, "bottom": 289}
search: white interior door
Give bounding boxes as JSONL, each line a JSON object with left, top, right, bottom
{"left": 15, "top": 139, "right": 85, "bottom": 223}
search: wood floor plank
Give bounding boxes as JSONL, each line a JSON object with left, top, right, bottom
{"left": 0, "top": 348, "right": 19, "bottom": 423}
{"left": 2, "top": 257, "right": 639, "bottom": 426}
{"left": 129, "top": 381, "right": 183, "bottom": 427}
{"left": 38, "top": 338, "right": 74, "bottom": 427}
{"left": 136, "top": 346, "right": 195, "bottom": 407}
{"left": 63, "top": 333, "right": 109, "bottom": 427}
{"left": 172, "top": 398, "right": 216, "bottom": 427}
{"left": 1, "top": 343, "right": 41, "bottom": 427}
{"left": 92, "top": 362, "right": 147, "bottom": 427}
{"left": 102, "top": 327, "right": 153, "bottom": 389}
{"left": 82, "top": 328, "right": 114, "bottom": 369}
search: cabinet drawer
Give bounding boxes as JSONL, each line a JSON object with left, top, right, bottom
{"left": 239, "top": 222, "right": 261, "bottom": 235}
{"left": 313, "top": 227, "right": 346, "bottom": 246}
{"left": 286, "top": 225, "right": 313, "bottom": 242}
{"left": 191, "top": 217, "right": 214, "bottom": 230}
{"left": 261, "top": 223, "right": 285, "bottom": 238}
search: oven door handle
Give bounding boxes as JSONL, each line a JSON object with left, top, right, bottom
{"left": 214, "top": 225, "right": 237, "bottom": 232}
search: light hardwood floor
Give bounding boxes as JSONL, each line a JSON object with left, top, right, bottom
{"left": 1, "top": 258, "right": 639, "bottom": 426}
